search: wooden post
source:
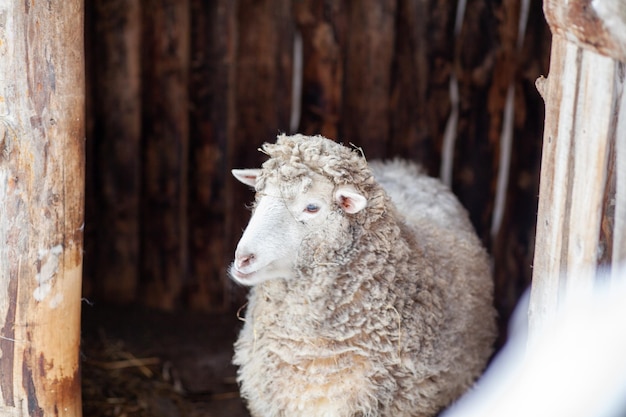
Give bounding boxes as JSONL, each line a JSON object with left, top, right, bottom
{"left": 91, "top": 0, "right": 142, "bottom": 303}
{"left": 141, "top": 0, "right": 190, "bottom": 309}
{"left": 529, "top": 0, "right": 626, "bottom": 335}
{"left": 341, "top": 0, "right": 396, "bottom": 156}
{"left": 0, "top": 1, "right": 84, "bottom": 416}
{"left": 293, "top": 0, "right": 345, "bottom": 139}
{"left": 187, "top": 0, "right": 237, "bottom": 310}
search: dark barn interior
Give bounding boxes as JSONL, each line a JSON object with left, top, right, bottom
{"left": 80, "top": 0, "right": 552, "bottom": 415}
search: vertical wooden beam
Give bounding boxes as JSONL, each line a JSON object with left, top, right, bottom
{"left": 446, "top": 0, "right": 497, "bottom": 236}
{"left": 91, "top": 0, "right": 142, "bottom": 303}
{"left": 342, "top": 0, "right": 397, "bottom": 156}
{"left": 611, "top": 67, "right": 626, "bottom": 280}
{"left": 187, "top": 0, "right": 237, "bottom": 311}
{"left": 0, "top": 1, "right": 84, "bottom": 416}
{"left": 293, "top": 0, "right": 346, "bottom": 140}
{"left": 141, "top": 0, "right": 190, "bottom": 309}
{"left": 530, "top": 0, "right": 626, "bottom": 335}
{"left": 389, "top": 0, "right": 452, "bottom": 173}
{"left": 530, "top": 33, "right": 622, "bottom": 334}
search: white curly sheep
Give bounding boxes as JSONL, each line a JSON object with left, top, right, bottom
{"left": 230, "top": 134, "right": 497, "bottom": 417}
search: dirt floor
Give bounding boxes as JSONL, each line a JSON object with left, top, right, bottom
{"left": 81, "top": 303, "right": 251, "bottom": 417}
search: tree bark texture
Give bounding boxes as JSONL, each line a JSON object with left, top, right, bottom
{"left": 186, "top": 0, "right": 237, "bottom": 310}
{"left": 341, "top": 0, "right": 397, "bottom": 157}
{"left": 529, "top": 33, "right": 625, "bottom": 336}
{"left": 140, "top": 0, "right": 190, "bottom": 309}
{"left": 87, "top": 0, "right": 142, "bottom": 304}
{"left": 0, "top": 1, "right": 84, "bottom": 416}
{"left": 83, "top": 0, "right": 551, "bottom": 327}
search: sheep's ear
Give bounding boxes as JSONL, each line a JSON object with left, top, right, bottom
{"left": 335, "top": 185, "right": 367, "bottom": 214}
{"left": 232, "top": 169, "right": 260, "bottom": 188}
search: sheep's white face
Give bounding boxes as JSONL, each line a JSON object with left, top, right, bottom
{"left": 230, "top": 169, "right": 367, "bottom": 286}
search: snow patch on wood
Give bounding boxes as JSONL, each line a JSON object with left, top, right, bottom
{"left": 33, "top": 244, "right": 63, "bottom": 302}
{"left": 592, "top": 0, "right": 626, "bottom": 57}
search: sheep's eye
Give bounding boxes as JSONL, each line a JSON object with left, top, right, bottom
{"left": 304, "top": 203, "right": 319, "bottom": 213}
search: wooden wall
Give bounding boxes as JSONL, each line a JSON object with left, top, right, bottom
{"left": 83, "top": 0, "right": 551, "bottom": 331}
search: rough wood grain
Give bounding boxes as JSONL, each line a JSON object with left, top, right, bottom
{"left": 611, "top": 66, "right": 626, "bottom": 281}
{"left": 293, "top": 0, "right": 346, "bottom": 139}
{"left": 140, "top": 0, "right": 190, "bottom": 309}
{"left": 341, "top": 0, "right": 397, "bottom": 157}
{"left": 0, "top": 1, "right": 84, "bottom": 415}
{"left": 90, "top": 0, "right": 142, "bottom": 303}
{"left": 529, "top": 34, "right": 623, "bottom": 335}
{"left": 186, "top": 0, "right": 236, "bottom": 311}
{"left": 389, "top": 0, "right": 453, "bottom": 174}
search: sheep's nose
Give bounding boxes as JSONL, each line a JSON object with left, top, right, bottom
{"left": 235, "top": 251, "right": 255, "bottom": 270}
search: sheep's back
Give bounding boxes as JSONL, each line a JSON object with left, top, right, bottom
{"left": 371, "top": 159, "right": 497, "bottom": 406}
{"left": 369, "top": 160, "right": 474, "bottom": 235}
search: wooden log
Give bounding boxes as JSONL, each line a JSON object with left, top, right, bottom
{"left": 186, "top": 0, "right": 236, "bottom": 311}
{"left": 530, "top": 34, "right": 623, "bottom": 335}
{"left": 231, "top": 0, "right": 294, "bottom": 152}
{"left": 0, "top": 1, "right": 84, "bottom": 415}
{"left": 612, "top": 75, "right": 626, "bottom": 279}
{"left": 90, "top": 0, "right": 142, "bottom": 303}
{"left": 389, "top": 0, "right": 456, "bottom": 173}
{"left": 543, "top": 0, "right": 626, "bottom": 62}
{"left": 141, "top": 0, "right": 190, "bottom": 309}
{"left": 293, "top": 0, "right": 346, "bottom": 139}
{"left": 446, "top": 0, "right": 497, "bottom": 235}
{"left": 341, "top": 0, "right": 397, "bottom": 156}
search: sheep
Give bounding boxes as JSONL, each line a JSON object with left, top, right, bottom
{"left": 441, "top": 267, "right": 626, "bottom": 417}
{"left": 229, "top": 134, "right": 497, "bottom": 417}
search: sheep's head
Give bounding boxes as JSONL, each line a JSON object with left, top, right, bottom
{"left": 229, "top": 134, "right": 382, "bottom": 286}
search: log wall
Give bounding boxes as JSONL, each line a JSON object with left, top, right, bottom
{"left": 84, "top": 0, "right": 552, "bottom": 330}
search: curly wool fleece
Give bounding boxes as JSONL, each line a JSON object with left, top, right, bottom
{"left": 233, "top": 134, "right": 497, "bottom": 417}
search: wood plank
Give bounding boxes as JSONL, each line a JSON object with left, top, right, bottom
{"left": 0, "top": 1, "right": 84, "bottom": 414}
{"left": 90, "top": 0, "right": 142, "bottom": 303}
{"left": 389, "top": 0, "right": 452, "bottom": 173}
{"left": 341, "top": 0, "right": 397, "bottom": 156}
{"left": 529, "top": 34, "right": 620, "bottom": 335}
{"left": 293, "top": 0, "right": 346, "bottom": 139}
{"left": 140, "top": 0, "right": 190, "bottom": 309}
{"left": 186, "top": 0, "right": 237, "bottom": 311}
{"left": 611, "top": 65, "right": 626, "bottom": 281}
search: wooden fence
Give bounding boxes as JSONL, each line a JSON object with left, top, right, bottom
{"left": 83, "top": 0, "right": 552, "bottom": 329}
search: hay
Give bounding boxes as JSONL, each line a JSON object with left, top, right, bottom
{"left": 81, "top": 329, "right": 244, "bottom": 417}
